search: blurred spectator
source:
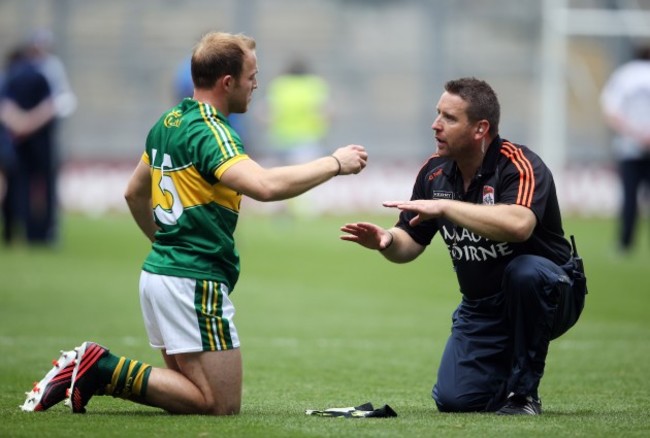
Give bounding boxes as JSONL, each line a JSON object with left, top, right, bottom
{"left": 173, "top": 56, "right": 194, "bottom": 103}
{"left": 0, "top": 43, "right": 57, "bottom": 245}
{"left": 26, "top": 29, "right": 77, "bottom": 118}
{"left": 600, "top": 45, "right": 650, "bottom": 253}
{"left": 265, "top": 57, "right": 332, "bottom": 164}
{"left": 0, "top": 120, "right": 16, "bottom": 244}
{"left": 1, "top": 47, "right": 24, "bottom": 245}
{"left": 262, "top": 57, "right": 332, "bottom": 216}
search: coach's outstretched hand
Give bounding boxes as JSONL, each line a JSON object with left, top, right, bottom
{"left": 340, "top": 222, "right": 392, "bottom": 251}
{"left": 332, "top": 145, "right": 368, "bottom": 175}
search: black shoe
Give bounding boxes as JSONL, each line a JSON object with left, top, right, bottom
{"left": 496, "top": 393, "right": 542, "bottom": 415}
{"left": 68, "top": 342, "right": 109, "bottom": 414}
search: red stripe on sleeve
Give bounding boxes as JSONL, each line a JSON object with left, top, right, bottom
{"left": 500, "top": 142, "right": 536, "bottom": 207}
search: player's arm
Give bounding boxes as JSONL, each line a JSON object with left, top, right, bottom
{"left": 340, "top": 222, "right": 425, "bottom": 263}
{"left": 384, "top": 199, "right": 536, "bottom": 242}
{"left": 124, "top": 159, "right": 159, "bottom": 243}
{"left": 219, "top": 144, "right": 367, "bottom": 202}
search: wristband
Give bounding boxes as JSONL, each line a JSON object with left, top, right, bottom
{"left": 331, "top": 155, "right": 342, "bottom": 176}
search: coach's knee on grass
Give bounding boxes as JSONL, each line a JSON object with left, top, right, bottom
{"left": 433, "top": 385, "right": 492, "bottom": 413}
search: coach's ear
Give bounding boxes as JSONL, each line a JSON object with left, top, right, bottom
{"left": 474, "top": 120, "right": 490, "bottom": 140}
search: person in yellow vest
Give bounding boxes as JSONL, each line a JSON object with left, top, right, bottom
{"left": 265, "top": 58, "right": 332, "bottom": 217}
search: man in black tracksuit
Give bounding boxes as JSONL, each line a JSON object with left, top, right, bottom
{"left": 341, "top": 77, "right": 587, "bottom": 415}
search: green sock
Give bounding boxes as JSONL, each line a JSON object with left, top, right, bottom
{"left": 98, "top": 353, "right": 152, "bottom": 398}
{"left": 97, "top": 353, "right": 120, "bottom": 383}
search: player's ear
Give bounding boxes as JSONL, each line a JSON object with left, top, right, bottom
{"left": 222, "top": 74, "right": 234, "bottom": 90}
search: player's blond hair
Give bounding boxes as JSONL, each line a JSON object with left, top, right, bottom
{"left": 191, "top": 31, "right": 256, "bottom": 89}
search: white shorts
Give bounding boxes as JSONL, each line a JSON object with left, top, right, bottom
{"left": 139, "top": 271, "right": 240, "bottom": 354}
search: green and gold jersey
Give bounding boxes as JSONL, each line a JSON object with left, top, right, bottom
{"left": 141, "top": 98, "right": 249, "bottom": 290}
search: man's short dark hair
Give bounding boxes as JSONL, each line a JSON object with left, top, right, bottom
{"left": 444, "top": 77, "right": 500, "bottom": 136}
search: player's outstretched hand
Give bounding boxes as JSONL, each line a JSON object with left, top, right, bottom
{"left": 332, "top": 145, "right": 368, "bottom": 175}
{"left": 340, "top": 222, "right": 392, "bottom": 250}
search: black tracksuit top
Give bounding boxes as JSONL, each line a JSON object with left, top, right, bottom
{"left": 396, "top": 136, "right": 572, "bottom": 299}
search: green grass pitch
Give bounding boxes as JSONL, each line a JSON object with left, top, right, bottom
{"left": 1, "top": 213, "right": 649, "bottom": 437}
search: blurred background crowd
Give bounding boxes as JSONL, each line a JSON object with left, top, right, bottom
{"left": 0, "top": 0, "right": 648, "bottom": 243}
